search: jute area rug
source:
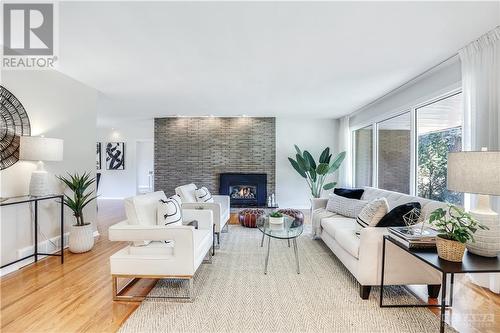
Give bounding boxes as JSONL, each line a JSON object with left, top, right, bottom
{"left": 119, "top": 225, "right": 455, "bottom": 333}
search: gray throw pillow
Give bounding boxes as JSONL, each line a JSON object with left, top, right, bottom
{"left": 326, "top": 194, "right": 368, "bottom": 218}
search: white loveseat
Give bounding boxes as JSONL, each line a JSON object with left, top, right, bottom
{"left": 175, "top": 184, "right": 230, "bottom": 247}
{"left": 108, "top": 191, "right": 214, "bottom": 301}
{"left": 312, "top": 187, "right": 445, "bottom": 299}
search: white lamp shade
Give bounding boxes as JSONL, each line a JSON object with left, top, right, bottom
{"left": 447, "top": 151, "right": 500, "bottom": 196}
{"left": 20, "top": 136, "right": 64, "bottom": 162}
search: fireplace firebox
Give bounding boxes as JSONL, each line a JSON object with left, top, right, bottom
{"left": 219, "top": 173, "right": 267, "bottom": 207}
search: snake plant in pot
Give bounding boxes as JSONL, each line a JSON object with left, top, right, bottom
{"left": 288, "top": 145, "right": 346, "bottom": 198}
{"left": 429, "top": 205, "right": 488, "bottom": 262}
{"left": 58, "top": 172, "right": 98, "bottom": 253}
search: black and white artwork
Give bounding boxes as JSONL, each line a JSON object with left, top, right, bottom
{"left": 106, "top": 142, "right": 125, "bottom": 170}
{"left": 1, "top": 85, "right": 31, "bottom": 170}
{"left": 96, "top": 142, "right": 101, "bottom": 170}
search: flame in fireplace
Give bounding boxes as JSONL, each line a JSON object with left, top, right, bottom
{"left": 230, "top": 185, "right": 256, "bottom": 199}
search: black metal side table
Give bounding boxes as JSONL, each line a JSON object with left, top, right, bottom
{"left": 379, "top": 235, "right": 500, "bottom": 333}
{"left": 0, "top": 194, "right": 64, "bottom": 269}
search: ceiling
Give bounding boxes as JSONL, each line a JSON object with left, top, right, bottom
{"left": 56, "top": 1, "right": 500, "bottom": 123}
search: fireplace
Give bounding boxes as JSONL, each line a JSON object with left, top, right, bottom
{"left": 219, "top": 173, "right": 267, "bottom": 207}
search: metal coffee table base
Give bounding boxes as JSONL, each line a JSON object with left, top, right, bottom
{"left": 263, "top": 236, "right": 300, "bottom": 274}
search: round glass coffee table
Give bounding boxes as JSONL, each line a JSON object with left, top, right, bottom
{"left": 257, "top": 215, "right": 304, "bottom": 274}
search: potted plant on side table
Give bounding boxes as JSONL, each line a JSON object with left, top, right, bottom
{"left": 58, "top": 172, "right": 98, "bottom": 253}
{"left": 429, "top": 205, "right": 488, "bottom": 262}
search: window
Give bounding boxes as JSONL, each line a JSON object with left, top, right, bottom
{"left": 416, "top": 93, "right": 464, "bottom": 205}
{"left": 377, "top": 112, "right": 411, "bottom": 194}
{"left": 354, "top": 125, "right": 373, "bottom": 187}
{"left": 351, "top": 90, "right": 465, "bottom": 205}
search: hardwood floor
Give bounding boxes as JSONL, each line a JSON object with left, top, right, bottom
{"left": 0, "top": 200, "right": 156, "bottom": 333}
{"left": 1, "top": 200, "right": 499, "bottom": 332}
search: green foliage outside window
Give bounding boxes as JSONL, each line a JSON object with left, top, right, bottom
{"left": 417, "top": 127, "right": 463, "bottom": 205}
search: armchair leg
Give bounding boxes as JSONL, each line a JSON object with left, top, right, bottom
{"left": 187, "top": 278, "right": 194, "bottom": 302}
{"left": 427, "top": 284, "right": 441, "bottom": 298}
{"left": 212, "top": 225, "right": 216, "bottom": 256}
{"left": 112, "top": 275, "right": 195, "bottom": 302}
{"left": 216, "top": 232, "right": 220, "bottom": 246}
{"left": 203, "top": 247, "right": 213, "bottom": 264}
{"left": 360, "top": 285, "right": 371, "bottom": 300}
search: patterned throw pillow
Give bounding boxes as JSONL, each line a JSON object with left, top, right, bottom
{"left": 195, "top": 186, "right": 214, "bottom": 203}
{"left": 356, "top": 198, "right": 389, "bottom": 230}
{"left": 157, "top": 195, "right": 183, "bottom": 226}
{"left": 326, "top": 193, "right": 368, "bottom": 218}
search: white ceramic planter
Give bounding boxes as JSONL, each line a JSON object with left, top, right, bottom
{"left": 69, "top": 223, "right": 94, "bottom": 253}
{"left": 269, "top": 216, "right": 284, "bottom": 225}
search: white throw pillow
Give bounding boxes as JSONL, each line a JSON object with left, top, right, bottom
{"left": 326, "top": 193, "right": 368, "bottom": 218}
{"left": 195, "top": 186, "right": 214, "bottom": 203}
{"left": 157, "top": 195, "right": 183, "bottom": 226}
{"left": 356, "top": 198, "right": 389, "bottom": 230}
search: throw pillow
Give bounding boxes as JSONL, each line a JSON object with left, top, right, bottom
{"left": 333, "top": 188, "right": 364, "bottom": 200}
{"left": 326, "top": 194, "right": 368, "bottom": 218}
{"left": 356, "top": 198, "right": 389, "bottom": 229}
{"left": 377, "top": 202, "right": 422, "bottom": 228}
{"left": 157, "top": 194, "right": 183, "bottom": 226}
{"left": 195, "top": 186, "right": 214, "bottom": 203}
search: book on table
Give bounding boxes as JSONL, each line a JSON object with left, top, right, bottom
{"left": 388, "top": 226, "right": 437, "bottom": 250}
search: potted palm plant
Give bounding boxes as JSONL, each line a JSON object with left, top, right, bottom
{"left": 58, "top": 172, "right": 97, "bottom": 253}
{"left": 429, "top": 205, "right": 488, "bottom": 262}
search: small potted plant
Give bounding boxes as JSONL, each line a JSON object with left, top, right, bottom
{"left": 58, "top": 172, "right": 98, "bottom": 253}
{"left": 429, "top": 205, "right": 488, "bottom": 262}
{"left": 269, "top": 211, "right": 284, "bottom": 225}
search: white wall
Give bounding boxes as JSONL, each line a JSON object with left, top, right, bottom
{"left": 349, "top": 58, "right": 462, "bottom": 129}
{"left": 0, "top": 70, "right": 98, "bottom": 273}
{"left": 276, "top": 118, "right": 339, "bottom": 209}
{"left": 97, "top": 118, "right": 154, "bottom": 199}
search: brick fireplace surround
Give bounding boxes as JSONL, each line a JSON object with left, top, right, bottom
{"left": 154, "top": 117, "right": 276, "bottom": 197}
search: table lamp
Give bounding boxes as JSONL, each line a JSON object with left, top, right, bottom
{"left": 20, "top": 136, "right": 64, "bottom": 197}
{"left": 447, "top": 150, "right": 500, "bottom": 257}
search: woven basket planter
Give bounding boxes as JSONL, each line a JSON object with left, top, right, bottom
{"left": 436, "top": 236, "right": 466, "bottom": 262}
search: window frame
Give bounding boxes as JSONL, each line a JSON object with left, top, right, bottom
{"left": 351, "top": 87, "right": 463, "bottom": 200}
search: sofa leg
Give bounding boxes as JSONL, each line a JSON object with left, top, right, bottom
{"left": 360, "top": 285, "right": 371, "bottom": 300}
{"left": 217, "top": 232, "right": 220, "bottom": 245}
{"left": 427, "top": 284, "right": 441, "bottom": 298}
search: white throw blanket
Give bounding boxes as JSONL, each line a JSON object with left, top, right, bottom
{"left": 311, "top": 208, "right": 337, "bottom": 239}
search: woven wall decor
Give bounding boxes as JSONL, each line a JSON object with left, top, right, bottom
{"left": 0, "top": 86, "right": 31, "bottom": 170}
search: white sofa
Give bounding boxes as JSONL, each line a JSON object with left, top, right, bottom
{"left": 312, "top": 187, "right": 445, "bottom": 299}
{"left": 108, "top": 191, "right": 214, "bottom": 301}
{"left": 175, "top": 184, "right": 230, "bottom": 247}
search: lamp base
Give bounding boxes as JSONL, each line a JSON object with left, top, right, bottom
{"left": 466, "top": 195, "right": 500, "bottom": 257}
{"left": 29, "top": 170, "right": 49, "bottom": 197}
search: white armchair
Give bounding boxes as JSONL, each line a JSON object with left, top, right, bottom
{"left": 175, "top": 184, "right": 230, "bottom": 249}
{"left": 108, "top": 191, "right": 213, "bottom": 302}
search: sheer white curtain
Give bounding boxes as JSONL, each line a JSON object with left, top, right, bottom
{"left": 459, "top": 26, "right": 500, "bottom": 293}
{"left": 337, "top": 116, "right": 352, "bottom": 187}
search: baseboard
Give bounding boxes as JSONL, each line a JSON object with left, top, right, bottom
{"left": 0, "top": 230, "right": 100, "bottom": 277}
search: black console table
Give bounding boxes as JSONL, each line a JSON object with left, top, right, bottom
{"left": 0, "top": 194, "right": 64, "bottom": 269}
{"left": 380, "top": 235, "right": 500, "bottom": 333}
